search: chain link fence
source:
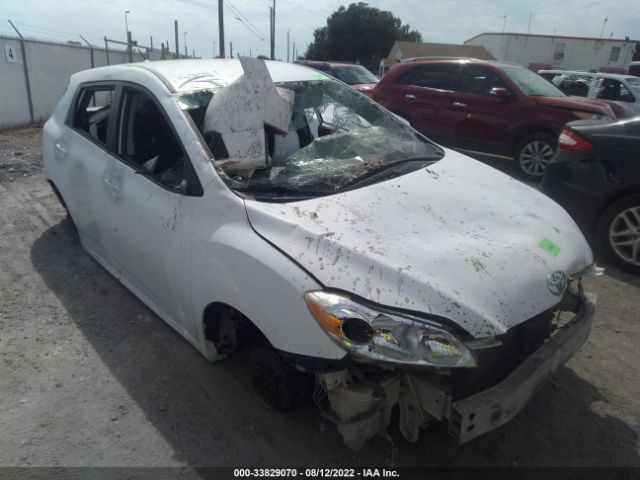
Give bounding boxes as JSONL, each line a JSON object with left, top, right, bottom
{"left": 0, "top": 34, "right": 177, "bottom": 130}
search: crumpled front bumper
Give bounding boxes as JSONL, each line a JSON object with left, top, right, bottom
{"left": 320, "top": 293, "right": 596, "bottom": 449}
{"left": 447, "top": 293, "right": 596, "bottom": 443}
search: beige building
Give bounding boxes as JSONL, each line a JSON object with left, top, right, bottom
{"left": 379, "top": 41, "right": 495, "bottom": 76}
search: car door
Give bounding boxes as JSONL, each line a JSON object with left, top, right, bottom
{"left": 384, "top": 63, "right": 461, "bottom": 140}
{"left": 593, "top": 77, "right": 640, "bottom": 116}
{"left": 97, "top": 83, "right": 203, "bottom": 336}
{"left": 450, "top": 64, "right": 519, "bottom": 153}
{"left": 59, "top": 84, "right": 118, "bottom": 259}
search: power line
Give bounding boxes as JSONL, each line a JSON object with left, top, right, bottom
{"left": 223, "top": 0, "right": 265, "bottom": 41}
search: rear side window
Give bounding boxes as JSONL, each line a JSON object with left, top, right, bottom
{"left": 72, "top": 86, "right": 114, "bottom": 146}
{"left": 395, "top": 64, "right": 458, "bottom": 91}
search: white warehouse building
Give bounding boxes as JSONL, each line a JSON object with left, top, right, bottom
{"left": 464, "top": 32, "right": 637, "bottom": 72}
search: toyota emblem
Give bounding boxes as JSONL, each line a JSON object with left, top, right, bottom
{"left": 547, "top": 271, "right": 568, "bottom": 296}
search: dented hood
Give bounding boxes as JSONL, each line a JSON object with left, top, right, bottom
{"left": 243, "top": 150, "right": 593, "bottom": 338}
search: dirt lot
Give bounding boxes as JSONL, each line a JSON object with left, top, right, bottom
{"left": 0, "top": 126, "right": 639, "bottom": 468}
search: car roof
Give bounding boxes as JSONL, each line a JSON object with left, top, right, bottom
{"left": 74, "top": 59, "right": 327, "bottom": 93}
{"left": 398, "top": 57, "right": 523, "bottom": 69}
{"left": 539, "top": 69, "right": 637, "bottom": 81}
{"left": 296, "top": 60, "right": 364, "bottom": 69}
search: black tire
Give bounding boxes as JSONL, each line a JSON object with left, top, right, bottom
{"left": 514, "top": 133, "right": 557, "bottom": 181}
{"left": 248, "top": 346, "right": 311, "bottom": 412}
{"left": 596, "top": 194, "right": 640, "bottom": 275}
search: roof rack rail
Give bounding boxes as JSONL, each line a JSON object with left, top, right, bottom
{"left": 401, "top": 56, "right": 483, "bottom": 63}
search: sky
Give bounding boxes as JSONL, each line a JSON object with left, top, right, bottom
{"left": 1, "top": 0, "right": 639, "bottom": 60}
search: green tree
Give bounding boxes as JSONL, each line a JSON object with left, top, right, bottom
{"left": 303, "top": 3, "right": 422, "bottom": 70}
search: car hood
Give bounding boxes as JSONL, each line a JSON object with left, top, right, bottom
{"left": 533, "top": 95, "right": 614, "bottom": 116}
{"left": 243, "top": 150, "right": 593, "bottom": 338}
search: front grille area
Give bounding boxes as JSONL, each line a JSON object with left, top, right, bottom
{"left": 449, "top": 308, "right": 555, "bottom": 399}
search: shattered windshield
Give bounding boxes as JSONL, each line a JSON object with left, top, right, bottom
{"left": 178, "top": 77, "right": 443, "bottom": 200}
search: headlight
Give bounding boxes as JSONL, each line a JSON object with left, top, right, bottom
{"left": 305, "top": 291, "right": 476, "bottom": 368}
{"left": 573, "top": 111, "right": 611, "bottom": 121}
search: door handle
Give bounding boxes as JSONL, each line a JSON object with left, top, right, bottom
{"left": 405, "top": 94, "right": 417, "bottom": 99}
{"left": 55, "top": 143, "right": 66, "bottom": 154}
{"left": 452, "top": 102, "right": 467, "bottom": 107}
{"left": 103, "top": 178, "right": 121, "bottom": 192}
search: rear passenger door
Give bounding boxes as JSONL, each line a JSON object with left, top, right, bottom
{"left": 97, "top": 83, "right": 203, "bottom": 335}
{"left": 63, "top": 84, "right": 117, "bottom": 259}
{"left": 386, "top": 63, "right": 461, "bottom": 139}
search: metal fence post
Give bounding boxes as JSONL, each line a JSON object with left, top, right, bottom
{"left": 79, "top": 35, "right": 94, "bottom": 68}
{"left": 104, "top": 36, "right": 110, "bottom": 65}
{"left": 8, "top": 20, "right": 34, "bottom": 124}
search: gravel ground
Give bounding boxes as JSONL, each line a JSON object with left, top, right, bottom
{"left": 0, "top": 127, "right": 639, "bottom": 468}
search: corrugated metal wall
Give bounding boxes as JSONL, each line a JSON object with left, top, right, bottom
{"left": 0, "top": 37, "right": 31, "bottom": 129}
{"left": 0, "top": 35, "right": 175, "bottom": 130}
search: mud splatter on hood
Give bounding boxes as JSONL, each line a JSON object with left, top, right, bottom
{"left": 244, "top": 150, "right": 593, "bottom": 338}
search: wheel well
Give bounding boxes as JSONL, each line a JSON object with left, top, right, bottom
{"left": 47, "top": 179, "right": 67, "bottom": 208}
{"left": 510, "top": 126, "right": 557, "bottom": 154}
{"left": 589, "top": 186, "right": 640, "bottom": 234}
{"left": 202, "top": 302, "right": 267, "bottom": 355}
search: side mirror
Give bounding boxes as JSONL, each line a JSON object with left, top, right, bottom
{"left": 489, "top": 87, "right": 511, "bottom": 99}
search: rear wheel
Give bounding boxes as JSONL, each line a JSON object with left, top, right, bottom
{"left": 597, "top": 194, "right": 640, "bottom": 275}
{"left": 515, "top": 133, "right": 556, "bottom": 181}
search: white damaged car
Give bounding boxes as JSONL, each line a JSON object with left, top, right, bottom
{"left": 43, "top": 58, "right": 600, "bottom": 450}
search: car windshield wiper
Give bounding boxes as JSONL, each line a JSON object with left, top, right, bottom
{"left": 234, "top": 184, "right": 329, "bottom": 197}
{"left": 335, "top": 156, "right": 439, "bottom": 192}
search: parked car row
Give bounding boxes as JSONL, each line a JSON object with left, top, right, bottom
{"left": 298, "top": 57, "right": 620, "bottom": 180}
{"left": 294, "top": 60, "right": 379, "bottom": 97}
{"left": 538, "top": 69, "right": 640, "bottom": 116}
{"left": 543, "top": 117, "right": 640, "bottom": 274}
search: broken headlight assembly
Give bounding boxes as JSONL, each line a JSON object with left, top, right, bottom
{"left": 305, "top": 291, "right": 477, "bottom": 368}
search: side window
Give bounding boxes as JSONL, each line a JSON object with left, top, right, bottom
{"left": 395, "top": 66, "right": 423, "bottom": 85}
{"left": 396, "top": 64, "right": 459, "bottom": 91}
{"left": 619, "top": 83, "right": 635, "bottom": 102}
{"left": 459, "top": 66, "right": 507, "bottom": 96}
{"left": 118, "top": 89, "right": 187, "bottom": 191}
{"left": 597, "top": 79, "right": 633, "bottom": 102}
{"left": 73, "top": 86, "right": 114, "bottom": 146}
{"left": 609, "top": 47, "right": 621, "bottom": 62}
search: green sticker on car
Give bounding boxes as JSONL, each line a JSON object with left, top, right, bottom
{"left": 539, "top": 238, "right": 561, "bottom": 257}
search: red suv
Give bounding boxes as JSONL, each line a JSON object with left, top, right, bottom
{"left": 295, "top": 60, "right": 378, "bottom": 97}
{"left": 373, "top": 58, "right": 615, "bottom": 179}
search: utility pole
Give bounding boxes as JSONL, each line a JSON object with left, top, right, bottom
{"left": 150, "top": 36, "right": 153, "bottom": 52}
{"left": 292, "top": 41, "right": 296, "bottom": 61}
{"left": 127, "top": 31, "right": 134, "bottom": 63}
{"left": 599, "top": 17, "right": 608, "bottom": 38}
{"left": 270, "top": 1, "right": 276, "bottom": 60}
{"left": 286, "top": 30, "right": 290, "bottom": 62}
{"left": 230, "top": 41, "right": 233, "bottom": 58}
{"left": 218, "top": 0, "right": 225, "bottom": 58}
{"left": 184, "top": 31, "right": 188, "bottom": 57}
{"left": 174, "top": 20, "right": 180, "bottom": 59}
